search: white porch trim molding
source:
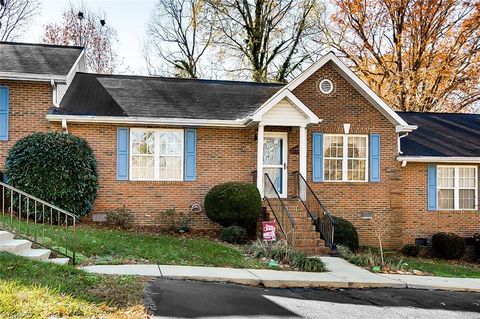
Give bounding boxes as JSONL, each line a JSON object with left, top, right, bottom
{"left": 253, "top": 90, "right": 321, "bottom": 198}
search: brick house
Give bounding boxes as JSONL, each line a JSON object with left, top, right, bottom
{"left": 1, "top": 42, "right": 479, "bottom": 252}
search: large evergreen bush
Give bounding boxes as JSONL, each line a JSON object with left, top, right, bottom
{"left": 204, "top": 182, "right": 261, "bottom": 228}
{"left": 5, "top": 132, "right": 99, "bottom": 218}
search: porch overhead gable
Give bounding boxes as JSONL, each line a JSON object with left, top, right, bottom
{"left": 250, "top": 89, "right": 320, "bottom": 126}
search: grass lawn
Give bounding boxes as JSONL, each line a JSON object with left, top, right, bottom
{"left": 0, "top": 215, "right": 262, "bottom": 267}
{"left": 397, "top": 256, "right": 480, "bottom": 278}
{"left": 72, "top": 225, "right": 263, "bottom": 267}
{"left": 0, "top": 252, "right": 148, "bottom": 318}
{"left": 340, "top": 246, "right": 480, "bottom": 278}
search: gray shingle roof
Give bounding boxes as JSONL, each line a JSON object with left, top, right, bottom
{"left": 0, "top": 42, "right": 83, "bottom": 76}
{"left": 54, "top": 72, "right": 284, "bottom": 120}
{"left": 398, "top": 112, "right": 480, "bottom": 157}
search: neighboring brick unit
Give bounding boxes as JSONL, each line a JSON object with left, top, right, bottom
{"left": 0, "top": 80, "right": 52, "bottom": 169}
{"left": 401, "top": 162, "right": 480, "bottom": 244}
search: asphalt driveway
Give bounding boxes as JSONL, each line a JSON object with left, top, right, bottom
{"left": 145, "top": 278, "right": 480, "bottom": 318}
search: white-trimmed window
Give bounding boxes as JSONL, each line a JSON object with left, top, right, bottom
{"left": 323, "top": 134, "right": 368, "bottom": 182}
{"left": 130, "top": 128, "right": 184, "bottom": 181}
{"left": 437, "top": 166, "right": 477, "bottom": 210}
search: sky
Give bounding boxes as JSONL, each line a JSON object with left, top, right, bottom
{"left": 24, "top": 0, "right": 156, "bottom": 74}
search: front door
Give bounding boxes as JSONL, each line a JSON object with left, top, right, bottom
{"left": 263, "top": 132, "right": 288, "bottom": 198}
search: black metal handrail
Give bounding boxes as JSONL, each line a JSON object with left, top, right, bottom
{"left": 292, "top": 171, "right": 336, "bottom": 249}
{"left": 0, "top": 181, "right": 77, "bottom": 264}
{"left": 263, "top": 173, "right": 295, "bottom": 245}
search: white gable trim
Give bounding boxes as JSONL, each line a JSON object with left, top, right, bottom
{"left": 261, "top": 52, "right": 415, "bottom": 132}
{"left": 251, "top": 89, "right": 320, "bottom": 124}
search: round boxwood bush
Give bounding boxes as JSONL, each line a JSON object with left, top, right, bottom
{"left": 5, "top": 132, "right": 99, "bottom": 218}
{"left": 474, "top": 233, "right": 480, "bottom": 260}
{"left": 332, "top": 216, "right": 359, "bottom": 252}
{"left": 431, "top": 232, "right": 465, "bottom": 260}
{"left": 204, "top": 182, "right": 261, "bottom": 228}
{"left": 221, "top": 226, "right": 248, "bottom": 244}
{"left": 400, "top": 244, "right": 420, "bottom": 257}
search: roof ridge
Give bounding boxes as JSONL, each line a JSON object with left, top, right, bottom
{"left": 76, "top": 72, "right": 285, "bottom": 86}
{"left": 398, "top": 111, "right": 480, "bottom": 116}
{"left": 0, "top": 41, "right": 84, "bottom": 50}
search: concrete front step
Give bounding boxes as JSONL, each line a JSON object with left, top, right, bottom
{"left": 17, "top": 248, "right": 51, "bottom": 260}
{"left": 0, "top": 229, "right": 70, "bottom": 264}
{"left": 48, "top": 257, "right": 70, "bottom": 265}
{"left": 0, "top": 239, "right": 32, "bottom": 253}
{"left": 0, "top": 231, "right": 14, "bottom": 241}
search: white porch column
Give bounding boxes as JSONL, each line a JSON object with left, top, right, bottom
{"left": 256, "top": 124, "right": 265, "bottom": 197}
{"left": 299, "top": 124, "right": 307, "bottom": 200}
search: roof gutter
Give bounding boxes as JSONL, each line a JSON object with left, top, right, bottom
{"left": 46, "top": 114, "right": 248, "bottom": 128}
{"left": 0, "top": 72, "right": 67, "bottom": 83}
{"left": 397, "top": 156, "right": 480, "bottom": 163}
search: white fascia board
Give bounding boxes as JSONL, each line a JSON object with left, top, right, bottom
{"left": 0, "top": 72, "right": 67, "bottom": 83}
{"left": 46, "top": 114, "right": 248, "bottom": 128}
{"left": 66, "top": 49, "right": 86, "bottom": 84}
{"left": 251, "top": 89, "right": 320, "bottom": 124}
{"left": 397, "top": 156, "right": 480, "bottom": 163}
{"left": 284, "top": 52, "right": 413, "bottom": 130}
{"left": 396, "top": 125, "right": 418, "bottom": 133}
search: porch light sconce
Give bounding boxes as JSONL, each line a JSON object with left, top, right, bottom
{"left": 290, "top": 145, "right": 300, "bottom": 155}
{"left": 343, "top": 123, "right": 351, "bottom": 134}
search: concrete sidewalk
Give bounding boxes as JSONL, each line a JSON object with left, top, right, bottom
{"left": 81, "top": 257, "right": 480, "bottom": 292}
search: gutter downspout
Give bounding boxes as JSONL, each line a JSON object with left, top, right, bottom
{"left": 51, "top": 79, "right": 59, "bottom": 108}
{"left": 398, "top": 132, "right": 409, "bottom": 155}
{"left": 61, "top": 119, "right": 68, "bottom": 133}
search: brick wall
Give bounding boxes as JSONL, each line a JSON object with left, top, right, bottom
{"left": 58, "top": 123, "right": 258, "bottom": 230}
{"left": 401, "top": 162, "right": 480, "bottom": 244}
{"left": 0, "top": 80, "right": 52, "bottom": 168}
{"left": 293, "top": 61, "right": 403, "bottom": 248}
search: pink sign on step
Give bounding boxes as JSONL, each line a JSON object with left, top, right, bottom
{"left": 262, "top": 221, "right": 276, "bottom": 241}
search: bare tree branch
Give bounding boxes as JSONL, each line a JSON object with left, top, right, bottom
{"left": 0, "top": 0, "right": 40, "bottom": 41}
{"left": 42, "top": 1, "right": 119, "bottom": 74}
{"left": 206, "top": 0, "right": 327, "bottom": 82}
{"left": 145, "top": 0, "right": 216, "bottom": 78}
{"left": 327, "top": 0, "right": 480, "bottom": 112}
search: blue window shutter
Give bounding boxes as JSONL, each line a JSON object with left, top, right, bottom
{"left": 369, "top": 134, "right": 381, "bottom": 182}
{"left": 427, "top": 164, "right": 437, "bottom": 210}
{"left": 116, "top": 128, "right": 129, "bottom": 180}
{"left": 184, "top": 129, "right": 196, "bottom": 181}
{"left": 0, "top": 87, "right": 9, "bottom": 141}
{"left": 312, "top": 133, "right": 323, "bottom": 182}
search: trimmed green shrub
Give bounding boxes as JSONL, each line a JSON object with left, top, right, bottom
{"left": 431, "top": 232, "right": 465, "bottom": 260}
{"left": 204, "top": 182, "right": 261, "bottom": 228}
{"left": 332, "top": 216, "right": 359, "bottom": 252}
{"left": 221, "top": 226, "right": 248, "bottom": 244}
{"left": 400, "top": 244, "right": 420, "bottom": 257}
{"left": 5, "top": 132, "right": 99, "bottom": 218}
{"left": 106, "top": 207, "right": 134, "bottom": 229}
{"left": 474, "top": 233, "right": 480, "bottom": 260}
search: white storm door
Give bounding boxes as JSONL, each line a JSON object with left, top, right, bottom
{"left": 263, "top": 132, "right": 288, "bottom": 198}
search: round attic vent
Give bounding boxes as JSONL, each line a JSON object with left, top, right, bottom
{"left": 319, "top": 79, "right": 334, "bottom": 94}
